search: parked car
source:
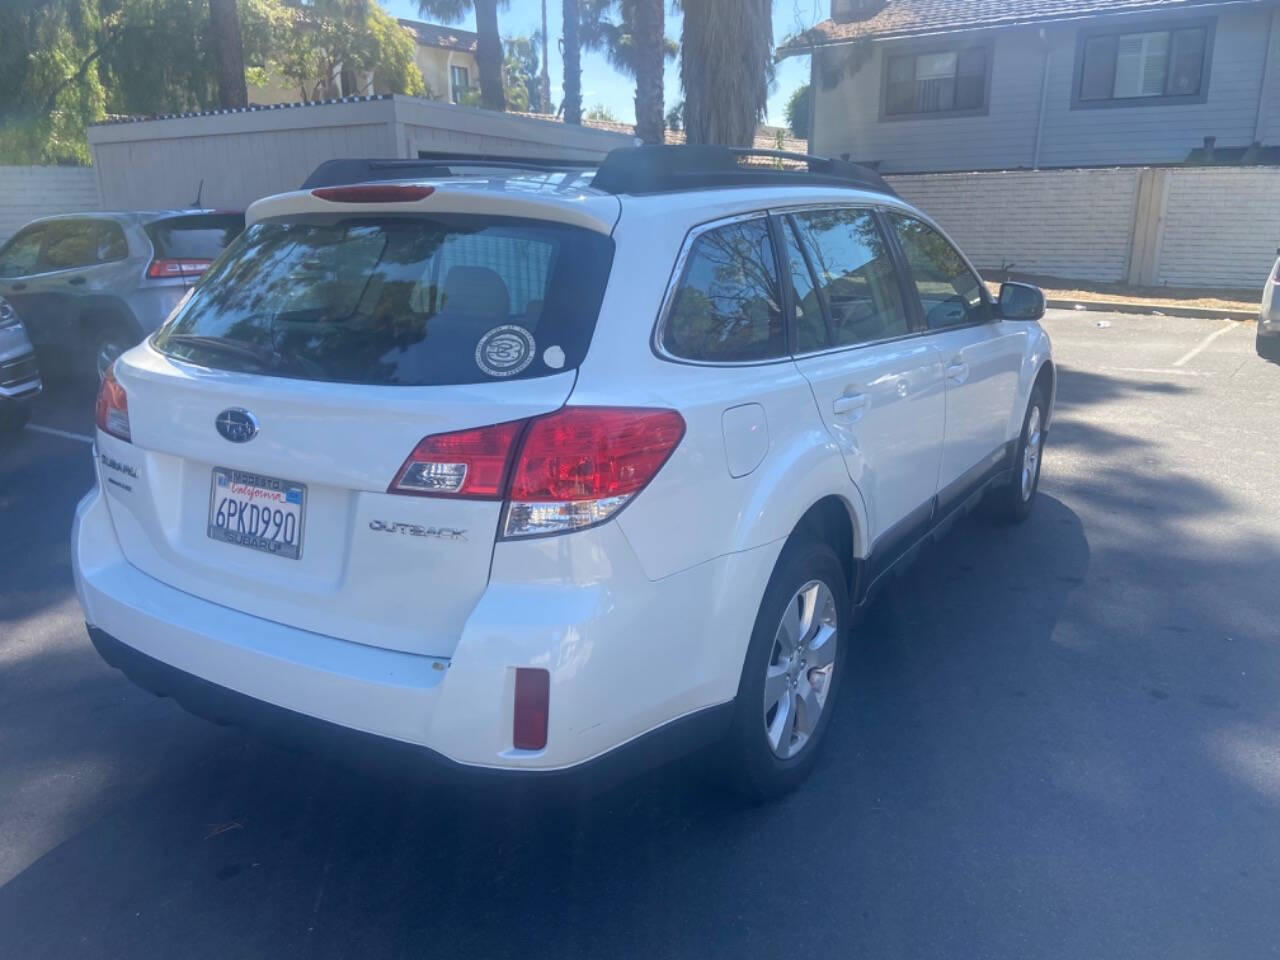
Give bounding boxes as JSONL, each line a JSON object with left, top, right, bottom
{"left": 1258, "top": 252, "right": 1280, "bottom": 362}
{"left": 73, "top": 147, "right": 1054, "bottom": 798}
{"left": 0, "top": 210, "right": 244, "bottom": 379}
{"left": 0, "top": 295, "right": 42, "bottom": 433}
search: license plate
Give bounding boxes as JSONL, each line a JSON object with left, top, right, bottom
{"left": 207, "top": 468, "right": 306, "bottom": 559}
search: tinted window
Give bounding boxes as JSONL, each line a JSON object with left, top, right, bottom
{"left": 152, "top": 213, "right": 614, "bottom": 386}
{"left": 663, "top": 218, "right": 785, "bottom": 363}
{"left": 888, "top": 213, "right": 987, "bottom": 329}
{"left": 0, "top": 225, "right": 44, "bottom": 278}
{"left": 780, "top": 220, "right": 825, "bottom": 353}
{"left": 95, "top": 221, "right": 128, "bottom": 262}
{"left": 40, "top": 220, "right": 99, "bottom": 271}
{"left": 146, "top": 214, "right": 245, "bottom": 260}
{"left": 790, "top": 209, "right": 910, "bottom": 348}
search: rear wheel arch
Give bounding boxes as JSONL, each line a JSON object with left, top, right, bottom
{"left": 788, "top": 495, "right": 861, "bottom": 606}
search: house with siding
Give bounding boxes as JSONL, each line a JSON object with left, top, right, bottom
{"left": 779, "top": 0, "right": 1280, "bottom": 173}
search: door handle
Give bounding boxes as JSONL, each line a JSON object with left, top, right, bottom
{"left": 67, "top": 276, "right": 86, "bottom": 286}
{"left": 11, "top": 282, "right": 26, "bottom": 291}
{"left": 945, "top": 361, "right": 969, "bottom": 384}
{"left": 832, "top": 392, "right": 868, "bottom": 420}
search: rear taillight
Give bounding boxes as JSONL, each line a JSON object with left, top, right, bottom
{"left": 389, "top": 420, "right": 525, "bottom": 498}
{"left": 504, "top": 407, "right": 686, "bottom": 538}
{"left": 147, "top": 258, "right": 212, "bottom": 279}
{"left": 94, "top": 365, "right": 130, "bottom": 442}
{"left": 388, "top": 407, "right": 685, "bottom": 538}
{"left": 311, "top": 185, "right": 435, "bottom": 203}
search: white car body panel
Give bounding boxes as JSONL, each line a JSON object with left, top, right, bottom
{"left": 74, "top": 170, "right": 1055, "bottom": 773}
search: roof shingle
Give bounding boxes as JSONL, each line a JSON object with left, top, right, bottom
{"left": 778, "top": 0, "right": 1247, "bottom": 54}
{"left": 397, "top": 19, "right": 479, "bottom": 53}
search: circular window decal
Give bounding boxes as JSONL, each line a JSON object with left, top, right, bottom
{"left": 475, "top": 325, "right": 536, "bottom": 378}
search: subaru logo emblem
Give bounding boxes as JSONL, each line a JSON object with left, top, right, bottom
{"left": 215, "top": 408, "right": 258, "bottom": 443}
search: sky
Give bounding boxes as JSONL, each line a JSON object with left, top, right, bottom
{"left": 381, "top": 1, "right": 826, "bottom": 128}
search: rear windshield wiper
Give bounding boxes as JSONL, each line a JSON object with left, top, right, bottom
{"left": 161, "top": 333, "right": 276, "bottom": 370}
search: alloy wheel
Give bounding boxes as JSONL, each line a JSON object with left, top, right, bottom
{"left": 762, "top": 579, "right": 838, "bottom": 759}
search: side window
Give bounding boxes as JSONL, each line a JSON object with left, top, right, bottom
{"left": 95, "top": 221, "right": 128, "bottom": 263}
{"left": 0, "top": 225, "right": 45, "bottom": 278}
{"left": 789, "top": 207, "right": 910, "bottom": 348}
{"left": 662, "top": 217, "right": 786, "bottom": 363}
{"left": 39, "top": 220, "right": 99, "bottom": 272}
{"left": 888, "top": 213, "right": 988, "bottom": 329}
{"left": 779, "top": 219, "right": 826, "bottom": 353}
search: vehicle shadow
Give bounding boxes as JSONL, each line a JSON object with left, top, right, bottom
{"left": 3, "top": 483, "right": 1279, "bottom": 959}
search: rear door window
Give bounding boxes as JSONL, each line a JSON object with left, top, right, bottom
{"left": 788, "top": 208, "right": 911, "bottom": 348}
{"left": 94, "top": 221, "right": 128, "bottom": 263}
{"left": 152, "top": 213, "right": 614, "bottom": 386}
{"left": 146, "top": 214, "right": 245, "bottom": 261}
{"left": 0, "top": 225, "right": 45, "bottom": 278}
{"left": 887, "top": 213, "right": 989, "bottom": 328}
{"left": 39, "top": 220, "right": 99, "bottom": 272}
{"left": 662, "top": 217, "right": 786, "bottom": 363}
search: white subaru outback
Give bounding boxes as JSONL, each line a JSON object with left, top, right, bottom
{"left": 74, "top": 147, "right": 1054, "bottom": 798}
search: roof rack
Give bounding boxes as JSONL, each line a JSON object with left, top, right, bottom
{"left": 589, "top": 145, "right": 897, "bottom": 197}
{"left": 301, "top": 155, "right": 597, "bottom": 190}
{"left": 300, "top": 146, "right": 896, "bottom": 198}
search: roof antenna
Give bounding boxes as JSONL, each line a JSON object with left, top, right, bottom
{"left": 192, "top": 178, "right": 204, "bottom": 209}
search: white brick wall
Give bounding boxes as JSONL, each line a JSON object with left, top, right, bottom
{"left": 0, "top": 166, "right": 101, "bottom": 245}
{"left": 1156, "top": 168, "right": 1280, "bottom": 288}
{"left": 885, "top": 168, "right": 1142, "bottom": 283}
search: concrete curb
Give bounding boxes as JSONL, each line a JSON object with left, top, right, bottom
{"left": 1046, "top": 298, "right": 1257, "bottom": 322}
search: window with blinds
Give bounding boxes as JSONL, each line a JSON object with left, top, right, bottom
{"left": 1079, "top": 24, "right": 1208, "bottom": 103}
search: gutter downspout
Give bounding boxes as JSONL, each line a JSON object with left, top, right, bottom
{"left": 1032, "top": 28, "right": 1051, "bottom": 169}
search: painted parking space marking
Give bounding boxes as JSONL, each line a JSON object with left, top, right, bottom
{"left": 1173, "top": 321, "right": 1240, "bottom": 367}
{"left": 25, "top": 424, "right": 94, "bottom": 445}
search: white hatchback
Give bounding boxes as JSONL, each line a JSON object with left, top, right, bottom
{"left": 74, "top": 147, "right": 1054, "bottom": 798}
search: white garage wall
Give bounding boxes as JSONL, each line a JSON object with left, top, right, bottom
{"left": 1156, "top": 168, "right": 1280, "bottom": 287}
{"left": 887, "top": 165, "right": 1280, "bottom": 289}
{"left": 886, "top": 168, "right": 1142, "bottom": 283}
{"left": 0, "top": 166, "right": 102, "bottom": 245}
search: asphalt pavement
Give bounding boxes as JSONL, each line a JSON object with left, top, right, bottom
{"left": 1, "top": 310, "right": 1278, "bottom": 959}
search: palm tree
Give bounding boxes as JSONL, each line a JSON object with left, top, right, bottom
{"left": 562, "top": 0, "right": 582, "bottom": 124}
{"left": 417, "top": 0, "right": 505, "bottom": 111}
{"left": 631, "top": 0, "right": 663, "bottom": 143}
{"left": 540, "top": 0, "right": 552, "bottom": 113}
{"left": 680, "top": 0, "right": 773, "bottom": 145}
{"left": 579, "top": 1, "right": 675, "bottom": 143}
{"left": 209, "top": 0, "right": 248, "bottom": 108}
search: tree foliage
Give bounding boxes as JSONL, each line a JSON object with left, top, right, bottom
{"left": 785, "top": 83, "right": 809, "bottom": 140}
{"left": 585, "top": 103, "right": 618, "bottom": 122}
{"left": 0, "top": 0, "right": 424, "bottom": 164}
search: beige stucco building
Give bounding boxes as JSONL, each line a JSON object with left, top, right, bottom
{"left": 249, "top": 18, "right": 479, "bottom": 107}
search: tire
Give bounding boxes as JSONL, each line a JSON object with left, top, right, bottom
{"left": 720, "top": 539, "right": 849, "bottom": 801}
{"left": 986, "top": 383, "right": 1048, "bottom": 525}
{"left": 1257, "top": 331, "right": 1280, "bottom": 363}
{"left": 88, "top": 322, "right": 136, "bottom": 381}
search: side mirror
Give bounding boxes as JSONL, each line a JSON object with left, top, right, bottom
{"left": 998, "top": 282, "right": 1045, "bottom": 321}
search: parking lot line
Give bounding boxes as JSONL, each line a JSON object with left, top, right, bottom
{"left": 1173, "top": 321, "right": 1240, "bottom": 367}
{"left": 25, "top": 424, "right": 93, "bottom": 445}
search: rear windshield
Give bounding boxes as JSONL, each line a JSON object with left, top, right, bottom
{"left": 146, "top": 214, "right": 245, "bottom": 260}
{"left": 152, "top": 214, "right": 615, "bottom": 386}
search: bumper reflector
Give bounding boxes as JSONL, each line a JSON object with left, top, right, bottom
{"left": 513, "top": 667, "right": 550, "bottom": 751}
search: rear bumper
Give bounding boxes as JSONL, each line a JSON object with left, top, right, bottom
{"left": 87, "top": 624, "right": 732, "bottom": 788}
{"left": 74, "top": 470, "right": 777, "bottom": 776}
